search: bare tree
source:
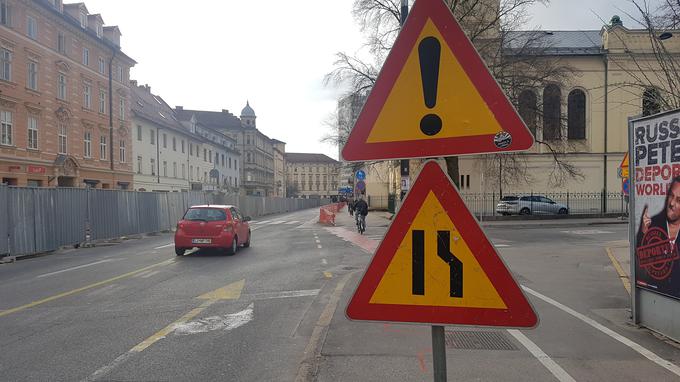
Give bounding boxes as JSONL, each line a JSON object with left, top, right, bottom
{"left": 603, "top": 1, "right": 680, "bottom": 113}
{"left": 326, "top": 0, "right": 584, "bottom": 193}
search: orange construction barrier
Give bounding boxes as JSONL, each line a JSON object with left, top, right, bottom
{"left": 318, "top": 202, "right": 345, "bottom": 225}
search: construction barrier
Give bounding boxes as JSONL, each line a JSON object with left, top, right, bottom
{"left": 318, "top": 202, "right": 346, "bottom": 225}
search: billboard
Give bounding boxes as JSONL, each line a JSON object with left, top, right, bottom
{"left": 633, "top": 110, "right": 680, "bottom": 300}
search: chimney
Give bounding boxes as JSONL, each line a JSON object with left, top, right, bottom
{"left": 103, "top": 26, "right": 121, "bottom": 47}
{"left": 222, "top": 109, "right": 229, "bottom": 114}
{"left": 176, "top": 106, "right": 183, "bottom": 111}
{"left": 144, "top": 84, "right": 151, "bottom": 93}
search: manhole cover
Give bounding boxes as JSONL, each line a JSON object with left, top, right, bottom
{"left": 445, "top": 330, "right": 518, "bottom": 351}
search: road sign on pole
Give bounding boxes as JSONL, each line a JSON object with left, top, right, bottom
{"left": 346, "top": 161, "right": 538, "bottom": 327}
{"left": 341, "top": 0, "right": 534, "bottom": 162}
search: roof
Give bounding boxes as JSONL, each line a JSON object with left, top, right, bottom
{"left": 131, "top": 84, "right": 187, "bottom": 133}
{"left": 241, "top": 101, "right": 256, "bottom": 118}
{"left": 38, "top": 1, "right": 136, "bottom": 64}
{"left": 285, "top": 153, "right": 339, "bottom": 164}
{"left": 504, "top": 30, "right": 602, "bottom": 55}
{"left": 175, "top": 108, "right": 243, "bottom": 131}
{"left": 189, "top": 205, "right": 235, "bottom": 209}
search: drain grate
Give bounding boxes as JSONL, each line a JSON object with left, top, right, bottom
{"left": 445, "top": 330, "right": 518, "bottom": 351}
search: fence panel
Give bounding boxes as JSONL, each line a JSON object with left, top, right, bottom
{"left": 116, "top": 191, "right": 140, "bottom": 236}
{"left": 54, "top": 188, "right": 87, "bottom": 246}
{"left": 0, "top": 186, "right": 7, "bottom": 254}
{"left": 8, "top": 188, "right": 37, "bottom": 255}
{"left": 33, "top": 188, "right": 58, "bottom": 253}
{"left": 89, "top": 189, "right": 122, "bottom": 240}
{"left": 137, "top": 192, "right": 161, "bottom": 233}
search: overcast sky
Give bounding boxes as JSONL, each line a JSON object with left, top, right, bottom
{"left": 83, "top": 0, "right": 662, "bottom": 160}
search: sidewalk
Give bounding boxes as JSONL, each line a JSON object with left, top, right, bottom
{"left": 605, "top": 239, "right": 633, "bottom": 295}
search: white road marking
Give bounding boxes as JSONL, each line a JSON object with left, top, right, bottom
{"left": 522, "top": 286, "right": 680, "bottom": 377}
{"left": 321, "top": 259, "right": 328, "bottom": 265}
{"left": 173, "top": 303, "right": 254, "bottom": 336}
{"left": 270, "top": 221, "right": 286, "bottom": 225}
{"left": 36, "top": 259, "right": 120, "bottom": 278}
{"left": 249, "top": 289, "right": 320, "bottom": 300}
{"left": 317, "top": 244, "right": 323, "bottom": 249}
{"left": 315, "top": 239, "right": 321, "bottom": 243}
{"left": 560, "top": 229, "right": 614, "bottom": 235}
{"left": 154, "top": 243, "right": 174, "bottom": 249}
{"left": 285, "top": 220, "right": 300, "bottom": 224}
{"left": 255, "top": 220, "right": 271, "bottom": 225}
{"left": 507, "top": 329, "right": 576, "bottom": 382}
{"left": 140, "top": 270, "right": 161, "bottom": 279}
{"left": 495, "top": 244, "right": 511, "bottom": 248}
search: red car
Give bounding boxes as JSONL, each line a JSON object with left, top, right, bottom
{"left": 174, "top": 205, "right": 251, "bottom": 256}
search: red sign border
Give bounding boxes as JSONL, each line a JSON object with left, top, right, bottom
{"left": 341, "top": 0, "right": 534, "bottom": 161}
{"left": 346, "top": 161, "right": 538, "bottom": 327}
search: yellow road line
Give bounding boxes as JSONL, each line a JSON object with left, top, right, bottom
{"left": 606, "top": 247, "right": 631, "bottom": 295}
{"left": 131, "top": 300, "right": 212, "bottom": 353}
{"left": 323, "top": 271, "right": 333, "bottom": 279}
{"left": 0, "top": 259, "right": 174, "bottom": 318}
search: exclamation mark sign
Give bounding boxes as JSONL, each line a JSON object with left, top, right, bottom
{"left": 419, "top": 36, "right": 442, "bottom": 136}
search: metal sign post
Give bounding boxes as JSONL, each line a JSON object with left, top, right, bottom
{"left": 432, "top": 325, "right": 447, "bottom": 382}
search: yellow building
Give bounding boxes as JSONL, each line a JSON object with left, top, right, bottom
{"left": 286, "top": 153, "right": 339, "bottom": 199}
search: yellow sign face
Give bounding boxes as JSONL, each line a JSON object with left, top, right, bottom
{"left": 369, "top": 191, "right": 507, "bottom": 309}
{"left": 366, "top": 20, "right": 502, "bottom": 144}
{"left": 620, "top": 153, "right": 629, "bottom": 178}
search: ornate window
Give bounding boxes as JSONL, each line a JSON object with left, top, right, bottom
{"left": 543, "top": 84, "right": 561, "bottom": 140}
{"left": 567, "top": 89, "right": 586, "bottom": 139}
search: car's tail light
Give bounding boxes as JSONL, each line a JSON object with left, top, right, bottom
{"left": 177, "top": 221, "right": 185, "bottom": 230}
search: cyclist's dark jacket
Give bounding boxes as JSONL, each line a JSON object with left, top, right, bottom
{"left": 355, "top": 200, "right": 368, "bottom": 216}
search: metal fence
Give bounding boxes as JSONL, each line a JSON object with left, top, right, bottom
{"left": 460, "top": 191, "right": 629, "bottom": 218}
{"left": 0, "top": 186, "right": 327, "bottom": 257}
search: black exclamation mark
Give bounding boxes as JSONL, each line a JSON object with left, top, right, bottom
{"left": 418, "top": 36, "right": 442, "bottom": 136}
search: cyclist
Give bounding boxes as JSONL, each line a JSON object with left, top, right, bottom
{"left": 354, "top": 195, "right": 368, "bottom": 234}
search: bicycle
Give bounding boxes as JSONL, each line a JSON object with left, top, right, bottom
{"left": 356, "top": 213, "right": 366, "bottom": 234}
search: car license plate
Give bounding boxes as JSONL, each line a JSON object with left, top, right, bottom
{"left": 192, "top": 238, "right": 211, "bottom": 244}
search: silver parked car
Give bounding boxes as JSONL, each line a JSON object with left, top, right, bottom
{"left": 496, "top": 195, "right": 569, "bottom": 216}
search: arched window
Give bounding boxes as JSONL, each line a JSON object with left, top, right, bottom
{"left": 543, "top": 85, "right": 561, "bottom": 140}
{"left": 518, "top": 90, "right": 537, "bottom": 137}
{"left": 567, "top": 89, "right": 586, "bottom": 139}
{"left": 643, "top": 88, "right": 661, "bottom": 116}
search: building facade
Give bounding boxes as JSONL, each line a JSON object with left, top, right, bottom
{"left": 272, "top": 139, "right": 285, "bottom": 197}
{"left": 285, "top": 153, "right": 339, "bottom": 199}
{"left": 184, "top": 116, "right": 240, "bottom": 192}
{"left": 176, "top": 102, "right": 280, "bottom": 197}
{"left": 0, "top": 0, "right": 135, "bottom": 188}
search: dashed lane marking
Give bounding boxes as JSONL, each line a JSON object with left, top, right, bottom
{"left": 321, "top": 259, "right": 328, "bottom": 265}
{"left": 154, "top": 243, "right": 174, "bottom": 249}
{"left": 0, "top": 259, "right": 174, "bottom": 318}
{"left": 317, "top": 244, "right": 323, "bottom": 249}
{"left": 36, "top": 259, "right": 121, "bottom": 278}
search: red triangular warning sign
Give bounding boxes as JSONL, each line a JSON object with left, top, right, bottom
{"left": 342, "top": 0, "right": 534, "bottom": 161}
{"left": 346, "top": 161, "right": 538, "bottom": 327}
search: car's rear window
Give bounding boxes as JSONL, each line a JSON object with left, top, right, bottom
{"left": 184, "top": 208, "right": 227, "bottom": 222}
{"left": 501, "top": 196, "right": 518, "bottom": 201}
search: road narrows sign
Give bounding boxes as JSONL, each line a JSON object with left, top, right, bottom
{"left": 341, "top": 0, "right": 534, "bottom": 162}
{"left": 346, "top": 161, "right": 538, "bottom": 327}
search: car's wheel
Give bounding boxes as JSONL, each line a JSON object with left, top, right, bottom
{"left": 243, "top": 231, "right": 251, "bottom": 248}
{"left": 558, "top": 208, "right": 568, "bottom": 215}
{"left": 175, "top": 247, "right": 185, "bottom": 256}
{"left": 227, "top": 236, "right": 238, "bottom": 255}
{"left": 519, "top": 207, "right": 531, "bottom": 215}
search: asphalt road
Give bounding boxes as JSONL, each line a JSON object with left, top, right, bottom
{"left": 1, "top": 208, "right": 680, "bottom": 381}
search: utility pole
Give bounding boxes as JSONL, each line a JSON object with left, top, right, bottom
{"left": 399, "top": 0, "right": 410, "bottom": 204}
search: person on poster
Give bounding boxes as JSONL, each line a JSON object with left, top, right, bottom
{"left": 636, "top": 176, "right": 680, "bottom": 295}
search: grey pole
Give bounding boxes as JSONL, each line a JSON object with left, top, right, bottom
{"left": 432, "top": 325, "right": 447, "bottom": 382}
{"left": 399, "top": 0, "right": 410, "bottom": 205}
